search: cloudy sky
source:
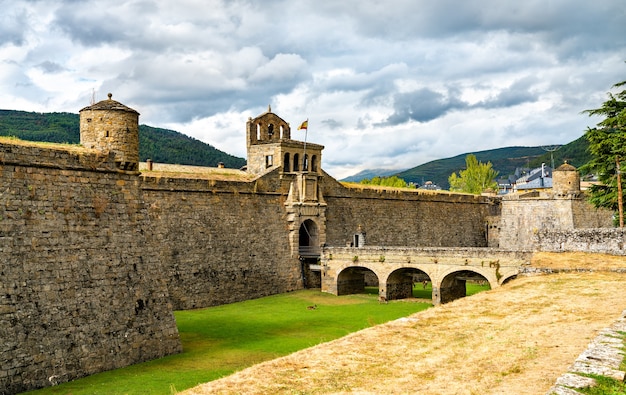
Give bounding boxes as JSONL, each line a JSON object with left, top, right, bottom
{"left": 1, "top": 0, "right": 625, "bottom": 179}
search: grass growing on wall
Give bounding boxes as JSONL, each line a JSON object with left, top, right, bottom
{"left": 26, "top": 290, "right": 434, "bottom": 395}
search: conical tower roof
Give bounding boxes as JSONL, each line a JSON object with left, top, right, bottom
{"left": 80, "top": 93, "right": 139, "bottom": 114}
{"left": 555, "top": 162, "right": 577, "bottom": 172}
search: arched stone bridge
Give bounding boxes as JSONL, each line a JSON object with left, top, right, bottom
{"left": 319, "top": 247, "right": 532, "bottom": 305}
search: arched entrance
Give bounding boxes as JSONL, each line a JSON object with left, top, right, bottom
{"left": 299, "top": 219, "right": 320, "bottom": 288}
{"left": 439, "top": 270, "right": 490, "bottom": 304}
{"left": 298, "top": 219, "right": 319, "bottom": 257}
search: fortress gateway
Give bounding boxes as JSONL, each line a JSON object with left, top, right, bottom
{"left": 0, "top": 96, "right": 614, "bottom": 393}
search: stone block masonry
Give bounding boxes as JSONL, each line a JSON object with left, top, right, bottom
{"left": 321, "top": 179, "right": 499, "bottom": 248}
{"left": 0, "top": 142, "right": 181, "bottom": 394}
{"left": 141, "top": 174, "right": 301, "bottom": 310}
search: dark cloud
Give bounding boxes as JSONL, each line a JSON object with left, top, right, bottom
{"left": 0, "top": 6, "right": 29, "bottom": 46}
{"left": 321, "top": 119, "right": 342, "bottom": 129}
{"left": 382, "top": 88, "right": 468, "bottom": 125}
{"left": 480, "top": 78, "right": 539, "bottom": 109}
{"left": 53, "top": 8, "right": 131, "bottom": 46}
{"left": 35, "top": 61, "right": 65, "bottom": 73}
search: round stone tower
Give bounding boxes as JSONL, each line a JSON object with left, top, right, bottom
{"left": 552, "top": 162, "right": 581, "bottom": 197}
{"left": 79, "top": 93, "right": 140, "bottom": 171}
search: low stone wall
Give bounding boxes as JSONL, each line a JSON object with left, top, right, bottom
{"left": 535, "top": 228, "right": 626, "bottom": 255}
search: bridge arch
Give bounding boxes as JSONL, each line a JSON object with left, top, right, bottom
{"left": 385, "top": 268, "right": 432, "bottom": 301}
{"left": 501, "top": 274, "right": 517, "bottom": 285}
{"left": 336, "top": 266, "right": 379, "bottom": 296}
{"left": 438, "top": 269, "right": 490, "bottom": 304}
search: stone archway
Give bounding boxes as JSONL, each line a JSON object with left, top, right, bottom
{"left": 385, "top": 268, "right": 432, "bottom": 301}
{"left": 298, "top": 219, "right": 319, "bottom": 256}
{"left": 336, "top": 266, "right": 378, "bottom": 296}
{"left": 298, "top": 219, "right": 321, "bottom": 288}
{"left": 438, "top": 270, "right": 490, "bottom": 304}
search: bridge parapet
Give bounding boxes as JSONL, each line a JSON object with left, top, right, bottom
{"left": 320, "top": 247, "right": 532, "bottom": 304}
{"left": 321, "top": 246, "right": 531, "bottom": 272}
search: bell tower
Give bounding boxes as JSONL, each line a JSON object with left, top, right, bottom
{"left": 246, "top": 106, "right": 323, "bottom": 177}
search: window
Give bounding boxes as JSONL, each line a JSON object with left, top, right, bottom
{"left": 293, "top": 154, "right": 300, "bottom": 171}
{"left": 284, "top": 153, "right": 290, "bottom": 172}
{"left": 311, "top": 155, "right": 318, "bottom": 172}
{"left": 266, "top": 155, "right": 273, "bottom": 168}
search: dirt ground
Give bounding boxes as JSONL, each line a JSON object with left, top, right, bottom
{"left": 180, "top": 253, "right": 626, "bottom": 395}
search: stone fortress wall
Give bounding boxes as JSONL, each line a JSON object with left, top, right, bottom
{"left": 320, "top": 175, "right": 498, "bottom": 249}
{"left": 140, "top": 171, "right": 301, "bottom": 311}
{"left": 0, "top": 142, "right": 181, "bottom": 394}
{"left": 495, "top": 163, "right": 614, "bottom": 251}
{"left": 0, "top": 96, "right": 616, "bottom": 394}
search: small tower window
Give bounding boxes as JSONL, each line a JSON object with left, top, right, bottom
{"left": 311, "top": 155, "right": 318, "bottom": 172}
{"left": 284, "top": 153, "right": 291, "bottom": 172}
{"left": 266, "top": 155, "right": 273, "bottom": 168}
{"left": 268, "top": 124, "right": 274, "bottom": 139}
{"left": 293, "top": 154, "right": 300, "bottom": 171}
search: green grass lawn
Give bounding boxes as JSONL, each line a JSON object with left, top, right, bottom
{"left": 24, "top": 289, "right": 440, "bottom": 395}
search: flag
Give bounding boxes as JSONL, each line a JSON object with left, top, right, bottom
{"left": 298, "top": 120, "right": 308, "bottom": 130}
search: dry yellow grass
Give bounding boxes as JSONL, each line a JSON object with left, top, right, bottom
{"left": 531, "top": 251, "right": 626, "bottom": 270}
{"left": 139, "top": 162, "right": 254, "bottom": 181}
{"left": 340, "top": 181, "right": 457, "bottom": 195}
{"left": 181, "top": 253, "right": 626, "bottom": 395}
{"left": 0, "top": 136, "right": 89, "bottom": 153}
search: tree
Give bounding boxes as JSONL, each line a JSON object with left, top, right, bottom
{"left": 359, "top": 175, "right": 414, "bottom": 188}
{"left": 581, "top": 79, "right": 626, "bottom": 227}
{"left": 448, "top": 154, "right": 499, "bottom": 194}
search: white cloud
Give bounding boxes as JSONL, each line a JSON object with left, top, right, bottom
{"left": 0, "top": 0, "right": 625, "bottom": 179}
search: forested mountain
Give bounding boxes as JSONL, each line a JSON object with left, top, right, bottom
{"left": 346, "top": 136, "right": 590, "bottom": 189}
{"left": 0, "top": 110, "right": 246, "bottom": 169}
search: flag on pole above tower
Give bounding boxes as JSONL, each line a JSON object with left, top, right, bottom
{"left": 298, "top": 120, "right": 308, "bottom": 130}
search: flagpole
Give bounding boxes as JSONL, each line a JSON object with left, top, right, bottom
{"left": 302, "top": 119, "right": 308, "bottom": 171}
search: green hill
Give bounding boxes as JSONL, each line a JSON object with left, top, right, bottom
{"left": 0, "top": 110, "right": 246, "bottom": 169}
{"left": 394, "top": 136, "right": 590, "bottom": 189}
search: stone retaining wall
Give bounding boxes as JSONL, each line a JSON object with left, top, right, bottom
{"left": 535, "top": 228, "right": 626, "bottom": 255}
